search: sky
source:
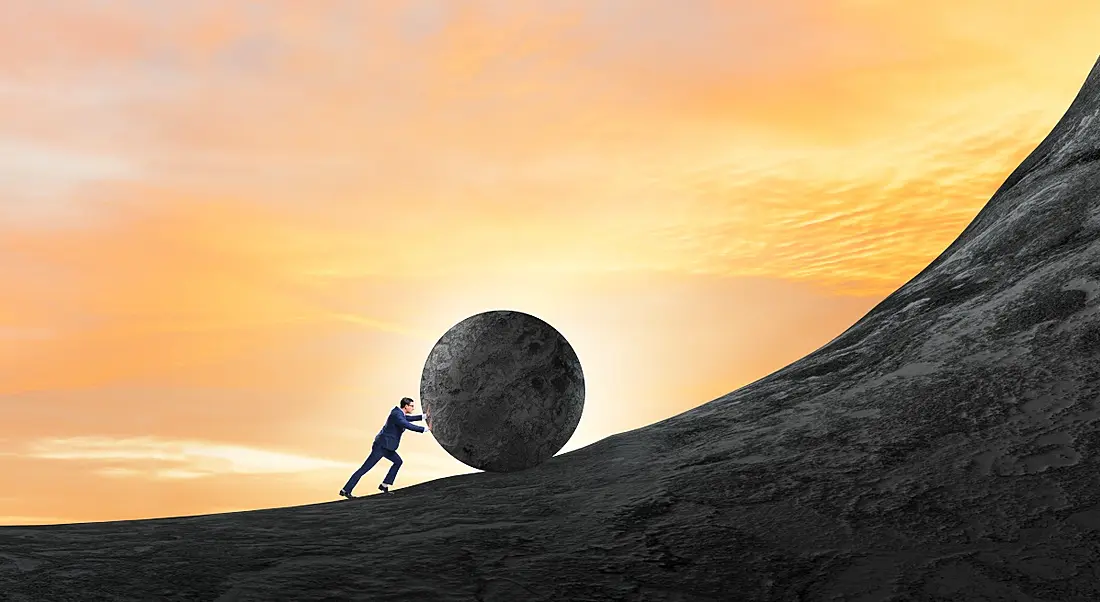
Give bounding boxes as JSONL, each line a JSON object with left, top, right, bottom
{"left": 1, "top": 0, "right": 1098, "bottom": 525}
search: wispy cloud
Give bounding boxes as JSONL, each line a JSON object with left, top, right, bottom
{"left": 25, "top": 436, "right": 355, "bottom": 480}
{"left": 637, "top": 119, "right": 1054, "bottom": 296}
{"left": 0, "top": 140, "right": 140, "bottom": 229}
{"left": 0, "top": 515, "right": 73, "bottom": 526}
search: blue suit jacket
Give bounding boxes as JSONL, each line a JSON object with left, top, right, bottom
{"left": 373, "top": 407, "right": 425, "bottom": 451}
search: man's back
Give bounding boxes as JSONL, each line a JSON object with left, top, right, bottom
{"left": 374, "top": 406, "right": 423, "bottom": 451}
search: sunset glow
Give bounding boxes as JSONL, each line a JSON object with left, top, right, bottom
{"left": 2, "top": 0, "right": 1099, "bottom": 524}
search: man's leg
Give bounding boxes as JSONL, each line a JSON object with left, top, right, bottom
{"left": 379, "top": 449, "right": 403, "bottom": 487}
{"left": 342, "top": 445, "right": 385, "bottom": 494}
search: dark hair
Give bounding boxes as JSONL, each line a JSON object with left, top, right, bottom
{"left": 400, "top": 397, "right": 415, "bottom": 408}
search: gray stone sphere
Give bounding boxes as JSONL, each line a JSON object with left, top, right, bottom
{"left": 419, "top": 310, "right": 585, "bottom": 472}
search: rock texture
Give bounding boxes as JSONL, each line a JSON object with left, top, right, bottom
{"left": 4, "top": 57, "right": 1100, "bottom": 601}
{"left": 420, "top": 310, "right": 585, "bottom": 472}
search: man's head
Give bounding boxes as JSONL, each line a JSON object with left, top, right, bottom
{"left": 400, "top": 397, "right": 416, "bottom": 414}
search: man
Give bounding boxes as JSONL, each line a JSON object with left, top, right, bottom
{"left": 339, "top": 397, "right": 428, "bottom": 498}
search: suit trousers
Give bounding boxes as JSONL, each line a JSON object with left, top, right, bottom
{"left": 342, "top": 443, "right": 403, "bottom": 492}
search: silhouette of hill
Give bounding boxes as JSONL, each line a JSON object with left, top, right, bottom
{"left": 4, "top": 56, "right": 1100, "bottom": 601}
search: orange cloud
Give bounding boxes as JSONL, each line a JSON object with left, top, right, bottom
{"left": 23, "top": 436, "right": 355, "bottom": 476}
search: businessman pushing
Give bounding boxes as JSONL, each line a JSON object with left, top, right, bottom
{"left": 340, "top": 397, "right": 429, "bottom": 498}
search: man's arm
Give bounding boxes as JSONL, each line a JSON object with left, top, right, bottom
{"left": 396, "top": 413, "right": 426, "bottom": 433}
{"left": 406, "top": 414, "right": 423, "bottom": 422}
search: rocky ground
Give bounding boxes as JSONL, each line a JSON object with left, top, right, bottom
{"left": 3, "top": 57, "right": 1100, "bottom": 601}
